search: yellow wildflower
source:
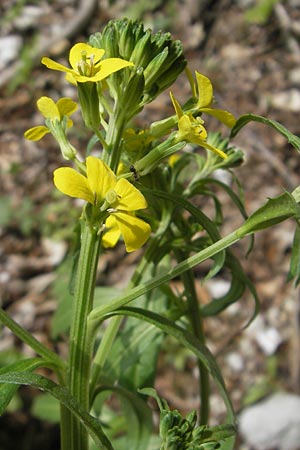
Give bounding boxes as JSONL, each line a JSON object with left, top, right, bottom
{"left": 24, "top": 96, "right": 77, "bottom": 141}
{"left": 53, "top": 156, "right": 151, "bottom": 252}
{"left": 42, "top": 43, "right": 134, "bottom": 84}
{"left": 170, "top": 92, "right": 227, "bottom": 159}
{"left": 188, "top": 70, "right": 236, "bottom": 128}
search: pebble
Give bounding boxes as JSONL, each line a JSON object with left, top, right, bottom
{"left": 268, "top": 89, "right": 300, "bottom": 112}
{"left": 0, "top": 35, "right": 22, "bottom": 71}
{"left": 239, "top": 392, "right": 300, "bottom": 450}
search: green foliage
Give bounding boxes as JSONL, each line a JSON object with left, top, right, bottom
{"left": 2, "top": 15, "right": 300, "bottom": 450}
{"left": 245, "top": 0, "right": 280, "bottom": 24}
{"left": 140, "top": 388, "right": 236, "bottom": 449}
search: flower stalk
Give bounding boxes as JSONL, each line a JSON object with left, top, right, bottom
{"left": 66, "top": 222, "right": 102, "bottom": 450}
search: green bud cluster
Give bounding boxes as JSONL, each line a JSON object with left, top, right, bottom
{"left": 89, "top": 18, "right": 187, "bottom": 106}
{"left": 159, "top": 408, "right": 235, "bottom": 450}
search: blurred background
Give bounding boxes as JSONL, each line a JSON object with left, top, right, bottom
{"left": 1, "top": 1, "right": 300, "bottom": 449}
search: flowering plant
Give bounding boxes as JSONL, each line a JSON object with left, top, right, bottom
{"left": 1, "top": 17, "right": 300, "bottom": 450}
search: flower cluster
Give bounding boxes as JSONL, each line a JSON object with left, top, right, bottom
{"left": 54, "top": 156, "right": 151, "bottom": 252}
{"left": 24, "top": 23, "right": 237, "bottom": 253}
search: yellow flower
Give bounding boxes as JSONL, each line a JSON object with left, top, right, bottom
{"left": 189, "top": 70, "right": 236, "bottom": 128}
{"left": 41, "top": 43, "right": 134, "bottom": 84}
{"left": 170, "top": 92, "right": 227, "bottom": 159}
{"left": 24, "top": 96, "right": 77, "bottom": 141}
{"left": 53, "top": 156, "right": 151, "bottom": 252}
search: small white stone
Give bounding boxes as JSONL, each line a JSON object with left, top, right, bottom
{"left": 0, "top": 35, "right": 22, "bottom": 71}
{"left": 254, "top": 326, "right": 282, "bottom": 355}
{"left": 225, "top": 352, "right": 244, "bottom": 372}
{"left": 268, "top": 89, "right": 300, "bottom": 112}
{"left": 239, "top": 392, "right": 300, "bottom": 450}
{"left": 13, "top": 6, "right": 44, "bottom": 31}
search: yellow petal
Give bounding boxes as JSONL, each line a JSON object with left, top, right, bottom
{"left": 69, "top": 43, "right": 105, "bottom": 69}
{"left": 41, "top": 57, "right": 77, "bottom": 77}
{"left": 114, "top": 178, "right": 148, "bottom": 211}
{"left": 196, "top": 72, "right": 213, "bottom": 109}
{"left": 86, "top": 156, "right": 116, "bottom": 202}
{"left": 37, "top": 96, "right": 59, "bottom": 119}
{"left": 24, "top": 125, "right": 50, "bottom": 141}
{"left": 200, "top": 141, "right": 228, "bottom": 159}
{"left": 200, "top": 108, "right": 236, "bottom": 128}
{"left": 93, "top": 58, "right": 133, "bottom": 81}
{"left": 53, "top": 167, "right": 94, "bottom": 203}
{"left": 178, "top": 115, "right": 193, "bottom": 134}
{"left": 170, "top": 91, "right": 183, "bottom": 119}
{"left": 102, "top": 216, "right": 121, "bottom": 248}
{"left": 114, "top": 212, "right": 151, "bottom": 252}
{"left": 57, "top": 98, "right": 78, "bottom": 118}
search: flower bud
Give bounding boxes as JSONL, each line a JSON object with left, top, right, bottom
{"left": 77, "top": 82, "right": 100, "bottom": 131}
{"left": 119, "top": 67, "right": 145, "bottom": 118}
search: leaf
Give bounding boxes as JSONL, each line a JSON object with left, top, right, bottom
{"left": 0, "top": 358, "right": 51, "bottom": 415}
{"left": 0, "top": 372, "right": 114, "bottom": 450}
{"left": 94, "top": 384, "right": 152, "bottom": 450}
{"left": 237, "top": 191, "right": 300, "bottom": 237}
{"left": 103, "top": 306, "right": 235, "bottom": 424}
{"left": 287, "top": 224, "right": 300, "bottom": 285}
{"left": 144, "top": 188, "right": 226, "bottom": 280}
{"left": 202, "top": 252, "right": 260, "bottom": 326}
{"left": 230, "top": 113, "right": 300, "bottom": 151}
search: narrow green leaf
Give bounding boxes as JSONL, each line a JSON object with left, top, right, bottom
{"left": 143, "top": 188, "right": 226, "bottom": 279}
{"left": 237, "top": 191, "right": 300, "bottom": 237}
{"left": 230, "top": 113, "right": 300, "bottom": 151}
{"left": 94, "top": 384, "right": 152, "bottom": 450}
{"left": 287, "top": 224, "right": 300, "bottom": 285}
{"left": 0, "top": 307, "right": 65, "bottom": 370}
{"left": 103, "top": 307, "right": 235, "bottom": 424}
{"left": 0, "top": 372, "right": 114, "bottom": 450}
{"left": 202, "top": 252, "right": 260, "bottom": 325}
{"left": 0, "top": 358, "right": 50, "bottom": 415}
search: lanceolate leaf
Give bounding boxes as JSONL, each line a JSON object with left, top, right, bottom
{"left": 0, "top": 358, "right": 52, "bottom": 415}
{"left": 143, "top": 188, "right": 226, "bottom": 279}
{"left": 0, "top": 372, "right": 114, "bottom": 450}
{"left": 202, "top": 252, "right": 260, "bottom": 325}
{"left": 230, "top": 113, "right": 300, "bottom": 151}
{"left": 93, "top": 384, "right": 152, "bottom": 450}
{"left": 237, "top": 191, "right": 300, "bottom": 237}
{"left": 287, "top": 224, "right": 300, "bottom": 286}
{"left": 103, "top": 306, "right": 235, "bottom": 424}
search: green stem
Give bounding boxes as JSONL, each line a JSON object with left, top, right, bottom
{"left": 103, "top": 105, "right": 127, "bottom": 171}
{"left": 89, "top": 236, "right": 163, "bottom": 399}
{"left": 89, "top": 229, "right": 241, "bottom": 322}
{"left": 175, "top": 251, "right": 209, "bottom": 424}
{"left": 65, "top": 222, "right": 101, "bottom": 450}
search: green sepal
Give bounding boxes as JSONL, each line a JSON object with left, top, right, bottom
{"left": 77, "top": 82, "right": 100, "bottom": 131}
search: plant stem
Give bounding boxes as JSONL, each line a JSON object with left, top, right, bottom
{"left": 89, "top": 228, "right": 241, "bottom": 321}
{"left": 65, "top": 222, "right": 101, "bottom": 450}
{"left": 175, "top": 250, "right": 209, "bottom": 424}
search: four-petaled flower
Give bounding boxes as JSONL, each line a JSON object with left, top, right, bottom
{"left": 41, "top": 43, "right": 134, "bottom": 84}
{"left": 24, "top": 96, "right": 77, "bottom": 141}
{"left": 190, "top": 71, "right": 236, "bottom": 128}
{"left": 53, "top": 156, "right": 151, "bottom": 252}
{"left": 170, "top": 92, "right": 228, "bottom": 159}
